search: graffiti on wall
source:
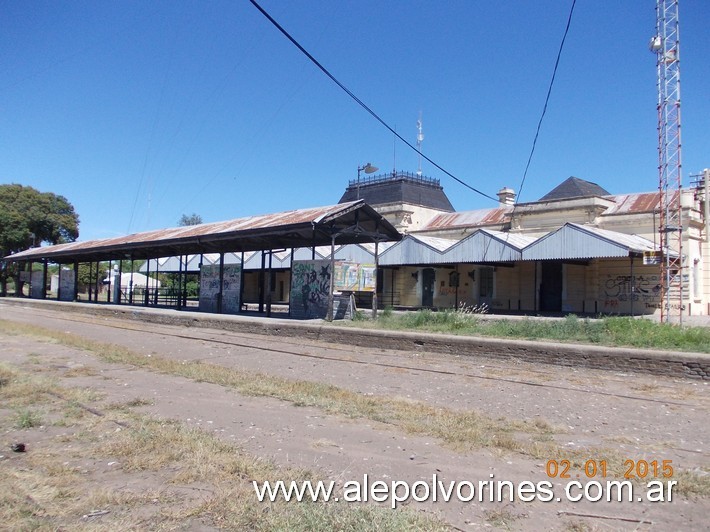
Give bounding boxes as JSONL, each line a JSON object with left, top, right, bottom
{"left": 290, "top": 260, "right": 331, "bottom": 319}
{"left": 602, "top": 274, "right": 661, "bottom": 309}
{"left": 199, "top": 264, "right": 242, "bottom": 314}
{"left": 221, "top": 264, "right": 242, "bottom": 314}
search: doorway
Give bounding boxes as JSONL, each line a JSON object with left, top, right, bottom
{"left": 540, "top": 261, "right": 563, "bottom": 312}
{"left": 478, "top": 266, "right": 494, "bottom": 306}
{"left": 422, "top": 268, "right": 435, "bottom": 307}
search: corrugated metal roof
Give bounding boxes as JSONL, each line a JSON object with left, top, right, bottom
{"left": 410, "top": 235, "right": 458, "bottom": 252}
{"left": 6, "top": 201, "right": 401, "bottom": 263}
{"left": 421, "top": 191, "right": 666, "bottom": 232}
{"left": 438, "top": 229, "right": 537, "bottom": 264}
{"left": 478, "top": 229, "right": 537, "bottom": 250}
{"left": 379, "top": 230, "right": 539, "bottom": 266}
{"left": 379, "top": 234, "right": 457, "bottom": 265}
{"left": 353, "top": 242, "right": 394, "bottom": 256}
{"left": 522, "top": 223, "right": 663, "bottom": 260}
{"left": 602, "top": 192, "right": 660, "bottom": 215}
{"left": 422, "top": 207, "right": 512, "bottom": 230}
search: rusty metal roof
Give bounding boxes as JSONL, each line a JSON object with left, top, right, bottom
{"left": 602, "top": 192, "right": 662, "bottom": 215}
{"left": 6, "top": 201, "right": 401, "bottom": 263}
{"left": 421, "top": 191, "right": 664, "bottom": 232}
{"left": 422, "top": 207, "right": 512, "bottom": 230}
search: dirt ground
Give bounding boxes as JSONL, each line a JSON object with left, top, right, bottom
{"left": 1, "top": 302, "right": 708, "bottom": 530}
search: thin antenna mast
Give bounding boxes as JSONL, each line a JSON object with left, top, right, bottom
{"left": 416, "top": 113, "right": 424, "bottom": 176}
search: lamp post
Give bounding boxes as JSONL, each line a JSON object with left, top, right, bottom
{"left": 356, "top": 163, "right": 378, "bottom": 200}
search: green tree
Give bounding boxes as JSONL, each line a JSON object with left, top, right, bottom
{"left": 178, "top": 213, "right": 203, "bottom": 226}
{"left": 0, "top": 184, "right": 80, "bottom": 295}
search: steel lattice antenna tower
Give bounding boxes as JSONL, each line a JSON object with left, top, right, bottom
{"left": 650, "top": 0, "right": 683, "bottom": 324}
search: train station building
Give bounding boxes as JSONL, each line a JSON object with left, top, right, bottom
{"left": 4, "top": 171, "right": 709, "bottom": 319}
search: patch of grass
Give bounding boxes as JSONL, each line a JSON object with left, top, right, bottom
{"left": 673, "top": 468, "right": 710, "bottom": 497}
{"left": 100, "top": 415, "right": 448, "bottom": 530}
{"left": 63, "top": 365, "right": 99, "bottom": 378}
{"left": 254, "top": 500, "right": 449, "bottom": 532}
{"left": 630, "top": 382, "right": 661, "bottom": 393}
{"left": 351, "top": 310, "right": 368, "bottom": 321}
{"left": 14, "top": 408, "right": 43, "bottom": 428}
{"left": 344, "top": 312, "right": 710, "bottom": 353}
{"left": 0, "top": 320, "right": 556, "bottom": 455}
{"left": 484, "top": 507, "right": 519, "bottom": 530}
{"left": 0, "top": 374, "right": 57, "bottom": 408}
{"left": 0, "top": 362, "right": 449, "bottom": 531}
{"left": 564, "top": 520, "right": 592, "bottom": 532}
{"left": 126, "top": 397, "right": 153, "bottom": 407}
{"left": 62, "top": 399, "right": 89, "bottom": 420}
{"left": 311, "top": 438, "right": 339, "bottom": 449}
{"left": 3, "top": 319, "right": 709, "bottom": 500}
{"left": 0, "top": 364, "right": 13, "bottom": 388}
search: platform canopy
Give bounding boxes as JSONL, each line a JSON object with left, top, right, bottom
{"left": 5, "top": 200, "right": 401, "bottom": 264}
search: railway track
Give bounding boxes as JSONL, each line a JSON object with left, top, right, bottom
{"left": 6, "top": 304, "right": 702, "bottom": 409}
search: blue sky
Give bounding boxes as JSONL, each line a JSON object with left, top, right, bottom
{"left": 1, "top": 1, "right": 708, "bottom": 242}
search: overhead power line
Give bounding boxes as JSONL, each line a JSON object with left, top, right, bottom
{"left": 249, "top": 0, "right": 498, "bottom": 203}
{"left": 516, "top": 0, "right": 577, "bottom": 202}
{"left": 496, "top": 0, "right": 576, "bottom": 262}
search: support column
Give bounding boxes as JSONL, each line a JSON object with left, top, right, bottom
{"left": 239, "top": 251, "right": 245, "bottom": 313}
{"left": 177, "top": 255, "right": 183, "bottom": 310}
{"left": 258, "top": 252, "right": 265, "bottom": 313}
{"left": 266, "top": 251, "right": 273, "bottom": 317}
{"left": 73, "top": 260, "right": 79, "bottom": 301}
{"left": 28, "top": 260, "right": 33, "bottom": 298}
{"left": 145, "top": 259, "right": 151, "bottom": 306}
{"left": 630, "top": 256, "right": 635, "bottom": 317}
{"left": 218, "top": 252, "right": 225, "bottom": 314}
{"left": 312, "top": 226, "right": 316, "bottom": 260}
{"left": 327, "top": 233, "right": 336, "bottom": 321}
{"left": 182, "top": 255, "right": 188, "bottom": 308}
{"left": 95, "top": 261, "right": 100, "bottom": 303}
{"left": 42, "top": 260, "right": 48, "bottom": 300}
{"left": 372, "top": 241, "right": 379, "bottom": 319}
{"left": 87, "top": 261, "right": 92, "bottom": 302}
{"left": 455, "top": 264, "right": 459, "bottom": 309}
{"left": 106, "top": 260, "right": 112, "bottom": 303}
{"left": 534, "top": 261, "right": 538, "bottom": 312}
{"left": 114, "top": 260, "right": 123, "bottom": 304}
{"left": 288, "top": 248, "right": 295, "bottom": 317}
{"left": 129, "top": 257, "right": 135, "bottom": 305}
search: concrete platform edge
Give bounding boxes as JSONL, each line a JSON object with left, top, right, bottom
{"left": 2, "top": 298, "right": 708, "bottom": 380}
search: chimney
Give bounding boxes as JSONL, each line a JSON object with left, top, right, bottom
{"left": 497, "top": 187, "right": 516, "bottom": 206}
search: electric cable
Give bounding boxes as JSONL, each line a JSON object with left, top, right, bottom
{"left": 249, "top": 0, "right": 498, "bottom": 203}
{"left": 516, "top": 0, "right": 577, "bottom": 204}
{"left": 498, "top": 0, "right": 577, "bottom": 263}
